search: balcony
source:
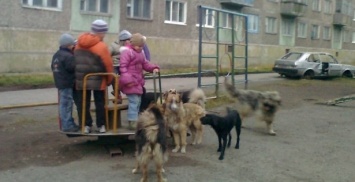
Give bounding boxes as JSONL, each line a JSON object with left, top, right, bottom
{"left": 218, "top": 0, "right": 254, "bottom": 7}
{"left": 280, "top": 0, "right": 307, "bottom": 17}
{"left": 333, "top": 12, "right": 350, "bottom": 26}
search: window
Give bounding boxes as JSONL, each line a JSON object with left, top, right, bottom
{"left": 80, "top": 0, "right": 109, "bottom": 13}
{"left": 323, "top": 26, "right": 331, "bottom": 40}
{"left": 297, "top": 22, "right": 307, "bottom": 38}
{"left": 312, "top": 0, "right": 321, "bottom": 11}
{"left": 165, "top": 1, "right": 186, "bottom": 24}
{"left": 22, "top": 0, "right": 62, "bottom": 10}
{"left": 265, "top": 17, "right": 277, "bottom": 33}
{"left": 247, "top": 14, "right": 259, "bottom": 33}
{"left": 221, "top": 13, "right": 232, "bottom": 28}
{"left": 352, "top": 32, "right": 355, "bottom": 43}
{"left": 343, "top": 30, "right": 351, "bottom": 42}
{"left": 281, "top": 19, "right": 292, "bottom": 36}
{"left": 198, "top": 9, "right": 215, "bottom": 28}
{"left": 324, "top": 0, "right": 332, "bottom": 14}
{"left": 311, "top": 24, "right": 319, "bottom": 39}
{"left": 127, "top": 0, "right": 152, "bottom": 19}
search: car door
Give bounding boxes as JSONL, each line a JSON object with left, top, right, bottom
{"left": 306, "top": 53, "right": 322, "bottom": 75}
{"left": 319, "top": 54, "right": 341, "bottom": 76}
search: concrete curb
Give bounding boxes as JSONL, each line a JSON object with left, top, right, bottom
{"left": 0, "top": 102, "right": 58, "bottom": 110}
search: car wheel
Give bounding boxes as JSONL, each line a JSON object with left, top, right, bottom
{"left": 303, "top": 71, "right": 314, "bottom": 80}
{"left": 342, "top": 71, "right": 353, "bottom": 78}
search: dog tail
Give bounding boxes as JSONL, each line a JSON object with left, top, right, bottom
{"left": 149, "top": 106, "right": 167, "bottom": 153}
{"left": 188, "top": 88, "right": 207, "bottom": 109}
{"left": 224, "top": 77, "right": 241, "bottom": 98}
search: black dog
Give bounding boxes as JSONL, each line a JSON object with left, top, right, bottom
{"left": 200, "top": 107, "right": 242, "bottom": 160}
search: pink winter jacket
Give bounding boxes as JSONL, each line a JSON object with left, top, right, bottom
{"left": 119, "top": 47, "right": 159, "bottom": 95}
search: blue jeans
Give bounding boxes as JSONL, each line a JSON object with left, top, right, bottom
{"left": 59, "top": 88, "right": 77, "bottom": 131}
{"left": 126, "top": 94, "right": 141, "bottom": 122}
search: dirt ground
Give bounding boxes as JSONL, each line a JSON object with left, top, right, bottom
{"left": 0, "top": 78, "right": 355, "bottom": 182}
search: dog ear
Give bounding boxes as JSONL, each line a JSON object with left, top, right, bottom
{"left": 163, "top": 91, "right": 169, "bottom": 100}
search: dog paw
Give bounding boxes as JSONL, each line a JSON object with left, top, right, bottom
{"left": 218, "top": 156, "right": 224, "bottom": 160}
{"left": 162, "top": 168, "right": 165, "bottom": 173}
{"left": 268, "top": 131, "right": 277, "bottom": 136}
{"left": 181, "top": 148, "right": 186, "bottom": 153}
{"left": 132, "top": 168, "right": 138, "bottom": 174}
{"left": 191, "top": 142, "right": 196, "bottom": 145}
{"left": 217, "top": 148, "right": 221, "bottom": 152}
{"left": 172, "top": 148, "right": 179, "bottom": 153}
{"left": 235, "top": 145, "right": 239, "bottom": 149}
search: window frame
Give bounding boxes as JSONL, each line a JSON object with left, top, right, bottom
{"left": 281, "top": 18, "right": 292, "bottom": 36}
{"left": 312, "top": 0, "right": 321, "bottom": 12}
{"left": 127, "top": 0, "right": 152, "bottom": 20}
{"left": 221, "top": 12, "right": 233, "bottom": 29}
{"left": 324, "top": 0, "right": 332, "bottom": 14}
{"left": 21, "top": 0, "right": 62, "bottom": 11}
{"left": 80, "top": 0, "right": 110, "bottom": 14}
{"left": 297, "top": 22, "right": 307, "bottom": 38}
{"left": 247, "top": 14, "right": 259, "bottom": 33}
{"left": 311, "top": 24, "right": 320, "bottom": 39}
{"left": 343, "top": 29, "right": 351, "bottom": 43}
{"left": 164, "top": 0, "right": 187, "bottom": 25}
{"left": 322, "top": 26, "right": 331, "bottom": 40}
{"left": 265, "top": 17, "right": 277, "bottom": 34}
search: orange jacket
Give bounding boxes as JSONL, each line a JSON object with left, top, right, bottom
{"left": 75, "top": 33, "right": 113, "bottom": 90}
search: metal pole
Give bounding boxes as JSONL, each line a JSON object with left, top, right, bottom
{"left": 197, "top": 5, "right": 203, "bottom": 88}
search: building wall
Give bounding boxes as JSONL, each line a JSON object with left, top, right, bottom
{"left": 0, "top": 0, "right": 71, "bottom": 30}
{"left": 70, "top": 0, "right": 120, "bottom": 33}
{"left": 1, "top": 0, "right": 355, "bottom": 73}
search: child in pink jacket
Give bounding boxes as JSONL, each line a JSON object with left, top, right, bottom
{"left": 119, "top": 33, "right": 159, "bottom": 130}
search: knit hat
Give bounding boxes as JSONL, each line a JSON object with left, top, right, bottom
{"left": 59, "top": 33, "right": 75, "bottom": 46}
{"left": 91, "top": 19, "right": 108, "bottom": 33}
{"left": 119, "top": 30, "right": 132, "bottom": 41}
{"left": 130, "top": 33, "right": 145, "bottom": 46}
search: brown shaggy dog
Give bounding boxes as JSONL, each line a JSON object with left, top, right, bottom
{"left": 140, "top": 88, "right": 207, "bottom": 113}
{"left": 132, "top": 104, "right": 168, "bottom": 182}
{"left": 163, "top": 90, "right": 205, "bottom": 153}
{"left": 168, "top": 88, "right": 207, "bottom": 109}
{"left": 224, "top": 77, "right": 281, "bottom": 135}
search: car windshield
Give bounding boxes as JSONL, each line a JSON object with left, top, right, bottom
{"left": 281, "top": 53, "right": 303, "bottom": 60}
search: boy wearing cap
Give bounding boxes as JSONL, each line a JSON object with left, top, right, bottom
{"left": 110, "top": 29, "right": 132, "bottom": 74}
{"left": 51, "top": 33, "right": 79, "bottom": 132}
{"left": 109, "top": 30, "right": 132, "bottom": 103}
{"left": 74, "top": 19, "right": 114, "bottom": 134}
{"left": 119, "top": 33, "right": 160, "bottom": 130}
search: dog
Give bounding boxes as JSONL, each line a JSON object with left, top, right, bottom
{"left": 163, "top": 90, "right": 205, "bottom": 153}
{"left": 132, "top": 104, "right": 168, "bottom": 182}
{"left": 140, "top": 87, "right": 207, "bottom": 112}
{"left": 224, "top": 77, "right": 281, "bottom": 135}
{"left": 200, "top": 107, "right": 241, "bottom": 160}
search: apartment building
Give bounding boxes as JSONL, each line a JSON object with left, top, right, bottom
{"left": 1, "top": 0, "right": 355, "bottom": 73}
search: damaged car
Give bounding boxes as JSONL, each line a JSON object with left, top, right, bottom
{"left": 272, "top": 52, "right": 355, "bottom": 79}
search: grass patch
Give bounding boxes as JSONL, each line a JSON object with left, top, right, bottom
{"left": 0, "top": 73, "right": 54, "bottom": 87}
{"left": 0, "top": 68, "right": 274, "bottom": 89}
{"left": 206, "top": 95, "right": 234, "bottom": 109}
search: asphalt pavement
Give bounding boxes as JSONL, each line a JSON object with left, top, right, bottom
{"left": 0, "top": 73, "right": 279, "bottom": 109}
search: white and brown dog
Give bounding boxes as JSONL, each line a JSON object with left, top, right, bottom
{"left": 163, "top": 90, "right": 205, "bottom": 153}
